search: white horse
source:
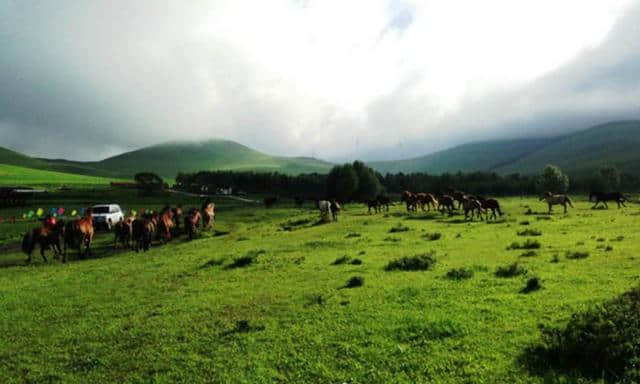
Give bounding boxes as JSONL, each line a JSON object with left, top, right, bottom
{"left": 317, "top": 200, "right": 332, "bottom": 221}
{"left": 539, "top": 192, "right": 573, "bottom": 213}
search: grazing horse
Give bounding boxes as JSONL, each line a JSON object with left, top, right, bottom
{"left": 540, "top": 192, "right": 573, "bottom": 213}
{"left": 22, "top": 220, "right": 65, "bottom": 262}
{"left": 438, "top": 195, "right": 455, "bottom": 214}
{"left": 479, "top": 198, "right": 503, "bottom": 220}
{"left": 416, "top": 193, "right": 438, "bottom": 211}
{"left": 184, "top": 209, "right": 202, "bottom": 240}
{"left": 317, "top": 200, "right": 332, "bottom": 220}
{"left": 114, "top": 216, "right": 133, "bottom": 249}
{"left": 447, "top": 188, "right": 466, "bottom": 209}
{"left": 367, "top": 199, "right": 380, "bottom": 214}
{"left": 376, "top": 195, "right": 390, "bottom": 212}
{"left": 462, "top": 197, "right": 485, "bottom": 220}
{"left": 201, "top": 202, "right": 215, "bottom": 229}
{"left": 264, "top": 196, "right": 278, "bottom": 208}
{"left": 401, "top": 191, "right": 418, "bottom": 212}
{"left": 589, "top": 191, "right": 627, "bottom": 209}
{"left": 63, "top": 208, "right": 94, "bottom": 262}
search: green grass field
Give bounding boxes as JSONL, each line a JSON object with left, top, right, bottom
{"left": 0, "top": 164, "right": 121, "bottom": 188}
{"left": 1, "top": 192, "right": 639, "bottom": 383}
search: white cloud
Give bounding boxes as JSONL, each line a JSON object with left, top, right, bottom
{"left": 0, "top": 0, "right": 638, "bottom": 161}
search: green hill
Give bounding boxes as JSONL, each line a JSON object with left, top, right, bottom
{"left": 0, "top": 147, "right": 49, "bottom": 169}
{"left": 494, "top": 121, "right": 640, "bottom": 176}
{"left": 0, "top": 163, "right": 120, "bottom": 187}
{"left": 93, "top": 140, "right": 333, "bottom": 178}
{"left": 370, "top": 138, "right": 557, "bottom": 174}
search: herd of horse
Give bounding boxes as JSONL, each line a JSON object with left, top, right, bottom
{"left": 18, "top": 188, "right": 631, "bottom": 264}
{"left": 21, "top": 201, "right": 216, "bottom": 263}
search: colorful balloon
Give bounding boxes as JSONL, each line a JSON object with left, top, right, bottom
{"left": 57, "top": 207, "right": 65, "bottom": 216}
{"left": 27, "top": 211, "right": 34, "bottom": 219}
{"left": 36, "top": 208, "right": 43, "bottom": 217}
{"left": 71, "top": 209, "right": 78, "bottom": 217}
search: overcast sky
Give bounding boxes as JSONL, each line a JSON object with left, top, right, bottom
{"left": 1, "top": 0, "right": 640, "bottom": 161}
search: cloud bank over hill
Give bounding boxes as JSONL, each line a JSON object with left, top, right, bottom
{"left": 1, "top": 0, "right": 639, "bottom": 161}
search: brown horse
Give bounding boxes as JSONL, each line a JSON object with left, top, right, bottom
{"left": 184, "top": 209, "right": 202, "bottom": 240}
{"left": 447, "top": 188, "right": 467, "bottom": 209}
{"left": 401, "top": 191, "right": 418, "bottom": 212}
{"left": 114, "top": 216, "right": 133, "bottom": 249}
{"left": 22, "top": 220, "right": 65, "bottom": 263}
{"left": 540, "top": 192, "right": 573, "bottom": 213}
{"left": 171, "top": 205, "right": 183, "bottom": 233}
{"left": 330, "top": 199, "right": 341, "bottom": 221}
{"left": 416, "top": 193, "right": 438, "bottom": 211}
{"left": 63, "top": 208, "right": 94, "bottom": 262}
{"left": 589, "top": 192, "right": 627, "bottom": 209}
{"left": 157, "top": 206, "right": 175, "bottom": 242}
{"left": 462, "top": 197, "right": 485, "bottom": 220}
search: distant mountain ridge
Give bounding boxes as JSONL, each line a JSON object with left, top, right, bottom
{"left": 2, "top": 120, "right": 640, "bottom": 180}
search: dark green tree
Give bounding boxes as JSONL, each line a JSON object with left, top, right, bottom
{"left": 134, "top": 172, "right": 164, "bottom": 195}
{"left": 536, "top": 164, "right": 569, "bottom": 194}
{"left": 352, "top": 161, "right": 382, "bottom": 201}
{"left": 326, "top": 164, "right": 358, "bottom": 202}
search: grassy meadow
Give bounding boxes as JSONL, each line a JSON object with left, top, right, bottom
{"left": 1, "top": 190, "right": 639, "bottom": 383}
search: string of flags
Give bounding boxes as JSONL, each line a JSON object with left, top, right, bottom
{"left": 2, "top": 206, "right": 158, "bottom": 224}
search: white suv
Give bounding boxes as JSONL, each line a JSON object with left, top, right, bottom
{"left": 92, "top": 204, "right": 124, "bottom": 230}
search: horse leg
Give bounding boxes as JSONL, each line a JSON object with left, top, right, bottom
{"left": 39, "top": 241, "right": 48, "bottom": 263}
{"left": 604, "top": 201, "right": 609, "bottom": 209}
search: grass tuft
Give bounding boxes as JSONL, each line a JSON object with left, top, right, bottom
{"left": 385, "top": 252, "right": 437, "bottom": 271}
{"left": 446, "top": 267, "right": 474, "bottom": 280}
{"left": 566, "top": 251, "right": 589, "bottom": 260}
{"left": 495, "top": 262, "right": 527, "bottom": 278}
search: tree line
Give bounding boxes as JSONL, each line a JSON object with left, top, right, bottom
{"left": 173, "top": 163, "right": 640, "bottom": 200}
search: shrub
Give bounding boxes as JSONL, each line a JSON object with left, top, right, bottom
{"left": 596, "top": 237, "right": 605, "bottom": 242}
{"left": 423, "top": 232, "right": 442, "bottom": 241}
{"left": 446, "top": 268, "right": 474, "bottom": 280}
{"left": 508, "top": 239, "right": 541, "bottom": 250}
{"left": 227, "top": 250, "right": 265, "bottom": 268}
{"left": 344, "top": 276, "right": 364, "bottom": 288}
{"left": 495, "top": 262, "right": 527, "bottom": 278}
{"left": 520, "top": 220, "right": 530, "bottom": 226}
{"left": 527, "top": 286, "right": 640, "bottom": 381}
{"left": 350, "top": 258, "right": 363, "bottom": 265}
{"left": 521, "top": 277, "right": 541, "bottom": 293}
{"left": 517, "top": 229, "right": 542, "bottom": 236}
{"left": 605, "top": 245, "right": 613, "bottom": 252}
{"left": 389, "top": 223, "right": 410, "bottom": 233}
{"left": 332, "top": 255, "right": 351, "bottom": 265}
{"left": 385, "top": 252, "right": 437, "bottom": 271}
{"left": 566, "top": 251, "right": 589, "bottom": 260}
{"left": 520, "top": 250, "right": 537, "bottom": 257}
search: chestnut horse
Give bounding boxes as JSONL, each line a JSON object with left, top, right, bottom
{"left": 438, "top": 195, "right": 455, "bottom": 214}
{"left": 132, "top": 213, "right": 158, "bottom": 252}
{"left": 63, "top": 208, "right": 94, "bottom": 262}
{"left": 401, "top": 191, "right": 418, "bottom": 212}
{"left": 157, "top": 206, "right": 175, "bottom": 242}
{"left": 114, "top": 216, "right": 133, "bottom": 249}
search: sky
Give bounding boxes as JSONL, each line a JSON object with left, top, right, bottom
{"left": 1, "top": 0, "right": 640, "bottom": 161}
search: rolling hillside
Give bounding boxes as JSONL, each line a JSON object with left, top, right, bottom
{"left": 0, "top": 163, "right": 120, "bottom": 187}
{"left": 494, "top": 121, "right": 640, "bottom": 176}
{"left": 370, "top": 138, "right": 558, "bottom": 174}
{"left": 0, "top": 140, "right": 333, "bottom": 182}
{"left": 94, "top": 140, "right": 333, "bottom": 178}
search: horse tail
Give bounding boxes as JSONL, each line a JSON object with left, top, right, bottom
{"left": 565, "top": 195, "right": 574, "bottom": 207}
{"left": 22, "top": 231, "right": 34, "bottom": 254}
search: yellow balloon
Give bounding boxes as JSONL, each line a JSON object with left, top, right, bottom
{"left": 36, "top": 208, "right": 43, "bottom": 217}
{"left": 71, "top": 209, "right": 78, "bottom": 217}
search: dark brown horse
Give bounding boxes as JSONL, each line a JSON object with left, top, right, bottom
{"left": 22, "top": 220, "right": 65, "bottom": 263}
{"left": 367, "top": 199, "right": 380, "bottom": 214}
{"left": 132, "top": 213, "right": 158, "bottom": 252}
{"left": 446, "top": 188, "right": 466, "bottom": 209}
{"left": 479, "top": 198, "right": 503, "bottom": 220}
{"left": 376, "top": 194, "right": 391, "bottom": 212}
{"left": 171, "top": 205, "right": 183, "bottom": 233}
{"left": 184, "top": 209, "right": 202, "bottom": 240}
{"left": 330, "top": 199, "right": 340, "bottom": 221}
{"left": 114, "top": 216, "right": 133, "bottom": 249}
{"left": 589, "top": 191, "right": 627, "bottom": 209}
{"left": 63, "top": 208, "right": 94, "bottom": 262}
{"left": 438, "top": 195, "right": 455, "bottom": 214}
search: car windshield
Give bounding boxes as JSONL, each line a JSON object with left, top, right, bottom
{"left": 92, "top": 206, "right": 110, "bottom": 214}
